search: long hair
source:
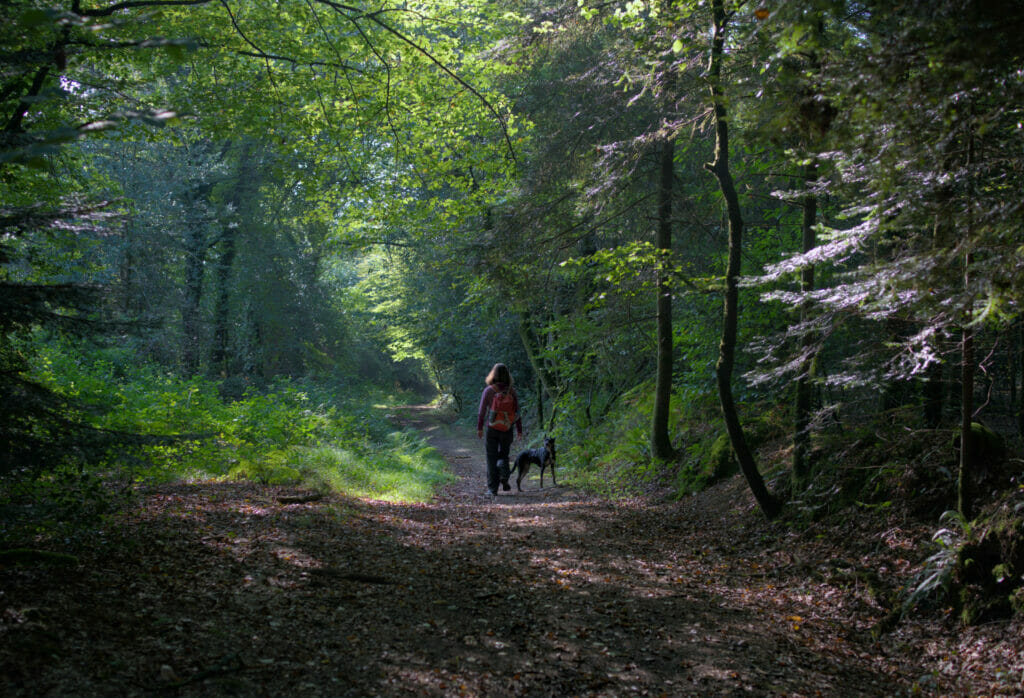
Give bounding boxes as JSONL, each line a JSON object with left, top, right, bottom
{"left": 485, "top": 363, "right": 512, "bottom": 388}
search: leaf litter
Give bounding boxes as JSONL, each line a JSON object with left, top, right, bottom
{"left": 1, "top": 404, "right": 1021, "bottom": 696}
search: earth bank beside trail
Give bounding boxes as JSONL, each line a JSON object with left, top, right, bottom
{"left": 1, "top": 404, "right": 1018, "bottom": 696}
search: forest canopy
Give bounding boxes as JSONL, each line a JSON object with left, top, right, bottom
{"left": 3, "top": 0, "right": 1024, "bottom": 632}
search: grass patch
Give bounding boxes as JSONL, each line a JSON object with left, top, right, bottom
{"left": 287, "top": 432, "right": 453, "bottom": 502}
{"left": 226, "top": 435, "right": 453, "bottom": 503}
{"left": 3, "top": 340, "right": 453, "bottom": 546}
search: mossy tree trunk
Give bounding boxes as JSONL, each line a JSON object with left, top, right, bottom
{"left": 518, "top": 319, "right": 558, "bottom": 430}
{"left": 210, "top": 141, "right": 251, "bottom": 378}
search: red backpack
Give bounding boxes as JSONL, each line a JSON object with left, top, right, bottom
{"left": 487, "top": 389, "right": 518, "bottom": 431}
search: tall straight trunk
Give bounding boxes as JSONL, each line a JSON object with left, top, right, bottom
{"left": 181, "top": 211, "right": 205, "bottom": 378}
{"left": 210, "top": 227, "right": 237, "bottom": 376}
{"left": 210, "top": 142, "right": 250, "bottom": 376}
{"left": 536, "top": 377, "right": 545, "bottom": 430}
{"left": 1009, "top": 323, "right": 1017, "bottom": 423}
{"left": 792, "top": 159, "right": 817, "bottom": 489}
{"left": 518, "top": 318, "right": 558, "bottom": 427}
{"left": 958, "top": 323, "right": 975, "bottom": 518}
{"left": 705, "top": 0, "right": 779, "bottom": 518}
{"left": 651, "top": 136, "right": 676, "bottom": 460}
{"left": 958, "top": 122, "right": 976, "bottom": 519}
{"left": 1019, "top": 321, "right": 1024, "bottom": 437}
{"left": 119, "top": 212, "right": 140, "bottom": 317}
{"left": 180, "top": 142, "right": 215, "bottom": 378}
{"left": 922, "top": 360, "right": 944, "bottom": 428}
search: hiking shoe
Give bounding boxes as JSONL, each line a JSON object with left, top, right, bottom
{"left": 501, "top": 481, "right": 511, "bottom": 491}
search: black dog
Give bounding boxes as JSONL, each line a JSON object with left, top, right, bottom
{"left": 510, "top": 437, "right": 556, "bottom": 491}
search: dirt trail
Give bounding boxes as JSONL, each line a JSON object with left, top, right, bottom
{"left": 374, "top": 406, "right": 925, "bottom": 696}
{"left": 2, "top": 405, "right": 948, "bottom": 696}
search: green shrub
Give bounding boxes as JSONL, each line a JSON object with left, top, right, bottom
{"left": 17, "top": 339, "right": 453, "bottom": 505}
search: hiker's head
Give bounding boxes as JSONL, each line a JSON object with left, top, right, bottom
{"left": 485, "top": 363, "right": 512, "bottom": 387}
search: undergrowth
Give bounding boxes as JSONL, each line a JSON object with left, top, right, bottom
{"left": 0, "top": 339, "right": 449, "bottom": 545}
{"left": 556, "top": 382, "right": 734, "bottom": 498}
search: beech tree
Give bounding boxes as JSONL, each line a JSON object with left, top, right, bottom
{"left": 1, "top": 0, "right": 520, "bottom": 478}
{"left": 700, "top": 0, "right": 780, "bottom": 518}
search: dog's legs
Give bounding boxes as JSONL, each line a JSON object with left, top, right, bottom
{"left": 550, "top": 460, "right": 556, "bottom": 486}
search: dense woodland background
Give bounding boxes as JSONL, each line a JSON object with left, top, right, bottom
{"left": 3, "top": 0, "right": 1024, "bottom": 675}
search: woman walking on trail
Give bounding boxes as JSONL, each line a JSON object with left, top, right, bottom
{"left": 477, "top": 363, "right": 522, "bottom": 497}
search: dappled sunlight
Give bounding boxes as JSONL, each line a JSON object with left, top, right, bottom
{"left": 11, "top": 405, "right": 985, "bottom": 696}
{"left": 2, "top": 470, "right": 958, "bottom": 696}
{"left": 272, "top": 545, "right": 318, "bottom": 569}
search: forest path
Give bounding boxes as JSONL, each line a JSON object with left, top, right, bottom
{"left": 2, "top": 405, "right": 947, "bottom": 696}
{"left": 373, "top": 405, "right": 926, "bottom": 696}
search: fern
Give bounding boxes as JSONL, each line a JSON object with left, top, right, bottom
{"left": 902, "top": 510, "right": 969, "bottom": 615}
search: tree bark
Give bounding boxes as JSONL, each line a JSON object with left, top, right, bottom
{"left": 536, "top": 376, "right": 544, "bottom": 429}
{"left": 705, "top": 0, "right": 780, "bottom": 519}
{"left": 1009, "top": 323, "right": 1017, "bottom": 425}
{"left": 181, "top": 145, "right": 214, "bottom": 378}
{"left": 651, "top": 136, "right": 676, "bottom": 460}
{"left": 5, "top": 67, "right": 49, "bottom": 133}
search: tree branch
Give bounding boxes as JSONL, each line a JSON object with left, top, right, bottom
{"left": 74, "top": 0, "right": 214, "bottom": 17}
{"left": 5, "top": 66, "right": 49, "bottom": 132}
{"left": 312, "top": 0, "right": 517, "bottom": 166}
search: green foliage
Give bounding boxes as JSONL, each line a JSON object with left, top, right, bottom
{"left": 562, "top": 380, "right": 729, "bottom": 498}
{"left": 949, "top": 490, "right": 1024, "bottom": 624}
{"left": 224, "top": 431, "right": 453, "bottom": 502}
{"left": 0, "top": 337, "right": 451, "bottom": 544}
{"left": 904, "top": 510, "right": 970, "bottom": 615}
{"left": 295, "top": 433, "right": 454, "bottom": 503}
{"left": 0, "top": 465, "right": 128, "bottom": 547}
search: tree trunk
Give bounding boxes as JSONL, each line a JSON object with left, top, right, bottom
{"left": 1009, "top": 323, "right": 1017, "bottom": 423}
{"left": 958, "top": 120, "right": 976, "bottom": 519}
{"left": 651, "top": 136, "right": 676, "bottom": 460}
{"left": 922, "top": 360, "right": 944, "bottom": 428}
{"left": 210, "top": 142, "right": 251, "bottom": 376}
{"left": 536, "top": 376, "right": 544, "bottom": 429}
{"left": 181, "top": 200, "right": 205, "bottom": 378}
{"left": 1019, "top": 321, "right": 1024, "bottom": 437}
{"left": 210, "top": 227, "right": 237, "bottom": 376}
{"left": 518, "top": 318, "right": 558, "bottom": 429}
{"left": 958, "top": 325, "right": 975, "bottom": 518}
{"left": 705, "top": 0, "right": 779, "bottom": 519}
{"left": 792, "top": 159, "right": 817, "bottom": 489}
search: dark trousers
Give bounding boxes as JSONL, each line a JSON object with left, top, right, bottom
{"left": 485, "top": 427, "right": 513, "bottom": 494}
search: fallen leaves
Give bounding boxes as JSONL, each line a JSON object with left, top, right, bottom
{"left": 0, "top": 411, "right": 1021, "bottom": 696}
